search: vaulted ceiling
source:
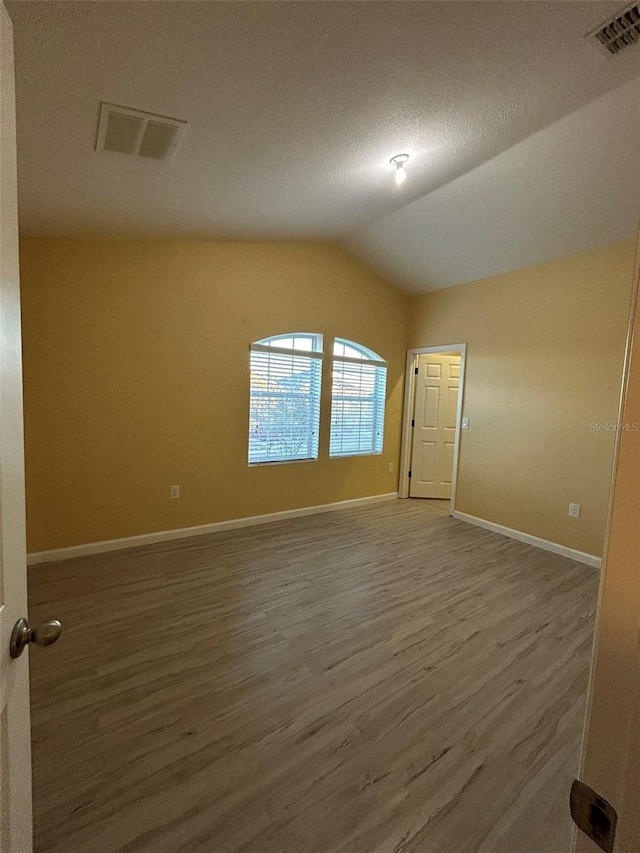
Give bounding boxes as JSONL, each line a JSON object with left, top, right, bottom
{"left": 8, "top": 0, "right": 640, "bottom": 292}
{"left": 348, "top": 77, "right": 640, "bottom": 292}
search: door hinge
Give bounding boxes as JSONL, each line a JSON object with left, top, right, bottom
{"left": 408, "top": 471, "right": 412, "bottom": 478}
{"left": 570, "top": 779, "right": 617, "bottom": 853}
{"left": 411, "top": 419, "right": 415, "bottom": 427}
{"left": 414, "top": 367, "right": 419, "bottom": 375}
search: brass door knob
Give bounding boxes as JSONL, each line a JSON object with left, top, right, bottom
{"left": 9, "top": 618, "right": 62, "bottom": 659}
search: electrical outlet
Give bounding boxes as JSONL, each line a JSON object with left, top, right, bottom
{"left": 461, "top": 417, "right": 470, "bottom": 429}
{"left": 170, "top": 485, "right": 180, "bottom": 500}
{"left": 388, "top": 462, "right": 394, "bottom": 473}
{"left": 569, "top": 502, "right": 580, "bottom": 519}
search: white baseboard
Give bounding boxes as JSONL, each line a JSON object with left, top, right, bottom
{"left": 451, "top": 510, "right": 601, "bottom": 569}
{"left": 27, "top": 492, "right": 399, "bottom": 566}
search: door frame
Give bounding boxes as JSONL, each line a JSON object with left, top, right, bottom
{"left": 399, "top": 344, "right": 467, "bottom": 507}
{"left": 573, "top": 230, "right": 640, "bottom": 852}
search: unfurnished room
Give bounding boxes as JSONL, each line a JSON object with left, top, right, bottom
{"left": 0, "top": 2, "right": 640, "bottom": 853}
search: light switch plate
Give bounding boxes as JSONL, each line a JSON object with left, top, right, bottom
{"left": 461, "top": 417, "right": 469, "bottom": 429}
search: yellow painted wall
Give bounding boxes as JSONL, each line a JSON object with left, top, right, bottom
{"left": 408, "top": 241, "right": 636, "bottom": 557}
{"left": 20, "top": 237, "right": 408, "bottom": 552}
{"left": 22, "top": 236, "right": 635, "bottom": 557}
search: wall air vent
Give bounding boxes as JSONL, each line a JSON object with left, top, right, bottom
{"left": 586, "top": 3, "right": 640, "bottom": 56}
{"left": 96, "top": 103, "right": 187, "bottom": 161}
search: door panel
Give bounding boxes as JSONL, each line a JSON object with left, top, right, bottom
{"left": 422, "top": 386, "right": 440, "bottom": 428}
{"left": 444, "top": 385, "right": 458, "bottom": 429}
{"left": 0, "top": 3, "right": 33, "bottom": 850}
{"left": 416, "top": 440, "right": 437, "bottom": 485}
{"left": 441, "top": 442, "right": 455, "bottom": 485}
{"left": 410, "top": 352, "right": 461, "bottom": 499}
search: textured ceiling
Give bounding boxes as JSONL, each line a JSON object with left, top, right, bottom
{"left": 8, "top": 0, "right": 640, "bottom": 245}
{"left": 347, "top": 77, "right": 640, "bottom": 293}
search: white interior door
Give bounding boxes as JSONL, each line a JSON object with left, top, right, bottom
{"left": 409, "top": 352, "right": 461, "bottom": 499}
{"left": 573, "top": 236, "right": 640, "bottom": 853}
{"left": 0, "top": 3, "right": 33, "bottom": 850}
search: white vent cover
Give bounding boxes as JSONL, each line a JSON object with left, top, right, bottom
{"left": 96, "top": 103, "right": 187, "bottom": 160}
{"left": 586, "top": 3, "right": 640, "bottom": 56}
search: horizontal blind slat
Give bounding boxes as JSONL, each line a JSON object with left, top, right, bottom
{"left": 251, "top": 343, "right": 324, "bottom": 359}
{"left": 331, "top": 354, "right": 388, "bottom": 367}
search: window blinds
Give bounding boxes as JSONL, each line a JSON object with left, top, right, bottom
{"left": 329, "top": 355, "right": 387, "bottom": 457}
{"left": 248, "top": 343, "right": 323, "bottom": 464}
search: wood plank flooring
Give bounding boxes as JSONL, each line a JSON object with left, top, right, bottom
{"left": 28, "top": 501, "right": 599, "bottom": 853}
{"left": 420, "top": 499, "right": 451, "bottom": 513}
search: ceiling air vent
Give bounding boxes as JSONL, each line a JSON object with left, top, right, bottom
{"left": 96, "top": 103, "right": 187, "bottom": 161}
{"left": 586, "top": 3, "right": 640, "bottom": 56}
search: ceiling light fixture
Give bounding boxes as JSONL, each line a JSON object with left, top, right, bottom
{"left": 390, "top": 153, "right": 409, "bottom": 185}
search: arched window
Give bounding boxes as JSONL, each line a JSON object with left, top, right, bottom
{"left": 248, "top": 333, "right": 323, "bottom": 464}
{"left": 330, "top": 338, "right": 387, "bottom": 457}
